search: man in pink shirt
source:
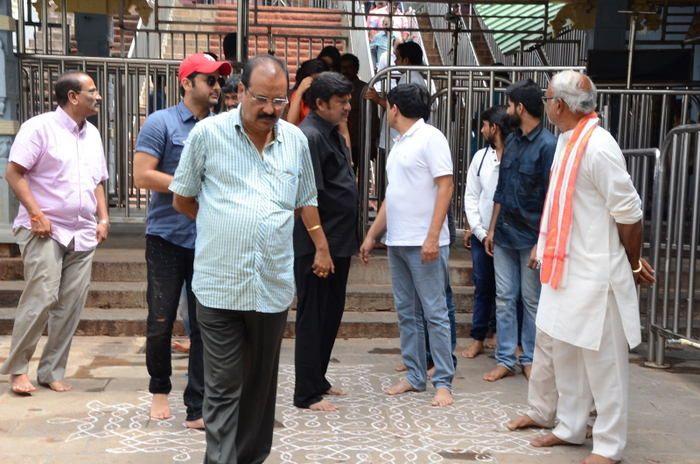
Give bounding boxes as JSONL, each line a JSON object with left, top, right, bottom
{"left": 1, "top": 71, "right": 109, "bottom": 395}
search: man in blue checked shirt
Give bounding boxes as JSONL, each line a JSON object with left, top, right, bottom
{"left": 171, "top": 55, "right": 332, "bottom": 464}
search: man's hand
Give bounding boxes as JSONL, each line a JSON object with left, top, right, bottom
{"left": 364, "top": 88, "right": 380, "bottom": 104}
{"left": 421, "top": 237, "right": 440, "bottom": 263}
{"left": 359, "top": 235, "right": 376, "bottom": 264}
{"left": 30, "top": 212, "right": 51, "bottom": 238}
{"left": 484, "top": 231, "right": 495, "bottom": 257}
{"left": 298, "top": 76, "right": 314, "bottom": 94}
{"left": 634, "top": 258, "right": 656, "bottom": 285}
{"left": 463, "top": 228, "right": 471, "bottom": 249}
{"left": 312, "top": 248, "right": 334, "bottom": 278}
{"left": 528, "top": 246, "right": 540, "bottom": 270}
{"left": 96, "top": 221, "right": 109, "bottom": 243}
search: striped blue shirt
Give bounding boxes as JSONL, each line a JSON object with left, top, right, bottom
{"left": 169, "top": 108, "right": 318, "bottom": 312}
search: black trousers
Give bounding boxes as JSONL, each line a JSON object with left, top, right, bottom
{"left": 198, "top": 303, "right": 288, "bottom": 464}
{"left": 145, "top": 234, "right": 203, "bottom": 421}
{"left": 293, "top": 254, "right": 352, "bottom": 408}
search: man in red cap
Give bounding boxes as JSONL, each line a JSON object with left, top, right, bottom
{"left": 133, "top": 53, "right": 231, "bottom": 429}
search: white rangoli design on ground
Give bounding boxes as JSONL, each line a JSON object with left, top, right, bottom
{"left": 48, "top": 364, "right": 549, "bottom": 463}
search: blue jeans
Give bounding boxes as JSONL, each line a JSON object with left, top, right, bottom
{"left": 470, "top": 235, "right": 497, "bottom": 341}
{"left": 388, "top": 245, "right": 455, "bottom": 390}
{"left": 493, "top": 244, "right": 540, "bottom": 370}
{"left": 426, "top": 270, "right": 457, "bottom": 368}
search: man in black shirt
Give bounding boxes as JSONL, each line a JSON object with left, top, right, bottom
{"left": 293, "top": 72, "right": 358, "bottom": 411}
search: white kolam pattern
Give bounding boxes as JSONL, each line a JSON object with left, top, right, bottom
{"left": 48, "top": 364, "right": 550, "bottom": 463}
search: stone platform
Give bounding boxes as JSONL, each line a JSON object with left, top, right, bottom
{"left": 1, "top": 336, "right": 699, "bottom": 463}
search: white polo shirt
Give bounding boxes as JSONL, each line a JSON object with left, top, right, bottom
{"left": 385, "top": 118, "right": 453, "bottom": 246}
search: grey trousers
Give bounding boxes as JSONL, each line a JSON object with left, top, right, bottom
{"left": 197, "top": 302, "right": 288, "bottom": 464}
{"left": 0, "top": 228, "right": 95, "bottom": 384}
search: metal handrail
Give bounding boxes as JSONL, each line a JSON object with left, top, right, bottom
{"left": 358, "top": 64, "right": 586, "bottom": 233}
{"left": 646, "top": 124, "right": 700, "bottom": 366}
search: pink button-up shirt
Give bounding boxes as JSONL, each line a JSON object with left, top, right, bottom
{"left": 9, "top": 107, "right": 108, "bottom": 251}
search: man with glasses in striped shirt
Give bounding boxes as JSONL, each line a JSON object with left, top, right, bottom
{"left": 133, "top": 52, "right": 231, "bottom": 429}
{"left": 171, "top": 55, "right": 332, "bottom": 464}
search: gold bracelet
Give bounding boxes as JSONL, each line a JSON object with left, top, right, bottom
{"left": 306, "top": 224, "right": 322, "bottom": 232}
{"left": 632, "top": 261, "right": 643, "bottom": 273}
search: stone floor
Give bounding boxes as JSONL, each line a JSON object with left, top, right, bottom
{"left": 0, "top": 336, "right": 699, "bottom": 464}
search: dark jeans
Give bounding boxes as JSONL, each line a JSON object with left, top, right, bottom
{"left": 293, "top": 255, "right": 351, "bottom": 408}
{"left": 145, "top": 234, "right": 203, "bottom": 421}
{"left": 198, "top": 303, "right": 288, "bottom": 464}
{"left": 470, "top": 235, "right": 497, "bottom": 341}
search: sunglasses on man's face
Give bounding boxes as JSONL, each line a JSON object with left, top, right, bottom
{"left": 191, "top": 74, "right": 226, "bottom": 88}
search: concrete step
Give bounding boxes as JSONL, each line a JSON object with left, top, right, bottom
{"left": 0, "top": 280, "right": 475, "bottom": 311}
{"left": 0, "top": 250, "right": 474, "bottom": 286}
{"left": 0, "top": 307, "right": 473, "bottom": 338}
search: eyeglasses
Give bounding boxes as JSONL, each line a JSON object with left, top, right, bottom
{"left": 204, "top": 75, "right": 226, "bottom": 88}
{"left": 71, "top": 88, "right": 100, "bottom": 95}
{"left": 246, "top": 89, "right": 289, "bottom": 108}
{"left": 189, "top": 74, "right": 226, "bottom": 88}
{"left": 542, "top": 96, "right": 558, "bottom": 103}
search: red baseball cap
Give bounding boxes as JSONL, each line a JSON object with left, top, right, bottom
{"left": 178, "top": 53, "right": 233, "bottom": 82}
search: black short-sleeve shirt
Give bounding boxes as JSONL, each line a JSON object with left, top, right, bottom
{"left": 293, "top": 112, "right": 359, "bottom": 257}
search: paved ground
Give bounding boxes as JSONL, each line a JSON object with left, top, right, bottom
{"left": 0, "top": 336, "right": 699, "bottom": 464}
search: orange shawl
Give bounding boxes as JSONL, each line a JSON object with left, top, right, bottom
{"left": 538, "top": 113, "right": 599, "bottom": 289}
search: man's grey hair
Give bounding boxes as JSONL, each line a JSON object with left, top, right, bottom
{"left": 550, "top": 70, "right": 597, "bottom": 114}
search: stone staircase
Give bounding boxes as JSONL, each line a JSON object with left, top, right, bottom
{"left": 0, "top": 232, "right": 475, "bottom": 338}
{"left": 161, "top": 4, "right": 346, "bottom": 84}
{"left": 416, "top": 12, "right": 442, "bottom": 66}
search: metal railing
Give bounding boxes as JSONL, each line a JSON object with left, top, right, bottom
{"left": 359, "top": 65, "right": 585, "bottom": 233}
{"left": 510, "top": 28, "right": 588, "bottom": 69}
{"left": 128, "top": 27, "right": 347, "bottom": 63}
{"left": 474, "top": 11, "right": 506, "bottom": 64}
{"left": 646, "top": 124, "right": 700, "bottom": 366}
{"left": 359, "top": 66, "right": 700, "bottom": 233}
{"left": 18, "top": 54, "right": 182, "bottom": 222}
{"left": 426, "top": 2, "right": 478, "bottom": 67}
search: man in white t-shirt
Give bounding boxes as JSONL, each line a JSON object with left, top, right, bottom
{"left": 365, "top": 41, "right": 427, "bottom": 153}
{"left": 360, "top": 83, "right": 455, "bottom": 407}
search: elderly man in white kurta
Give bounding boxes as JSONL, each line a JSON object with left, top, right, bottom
{"left": 523, "top": 70, "right": 655, "bottom": 464}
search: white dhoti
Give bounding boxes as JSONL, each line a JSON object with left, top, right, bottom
{"left": 550, "top": 296, "right": 629, "bottom": 461}
{"left": 526, "top": 329, "right": 557, "bottom": 427}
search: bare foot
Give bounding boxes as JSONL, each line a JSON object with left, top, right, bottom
{"left": 150, "top": 393, "right": 172, "bottom": 420}
{"left": 531, "top": 432, "right": 573, "bottom": 448}
{"left": 42, "top": 380, "right": 72, "bottom": 392}
{"left": 385, "top": 378, "right": 418, "bottom": 396}
{"left": 309, "top": 399, "right": 338, "bottom": 411}
{"left": 184, "top": 418, "right": 205, "bottom": 430}
{"left": 427, "top": 366, "right": 435, "bottom": 380}
{"left": 522, "top": 364, "right": 532, "bottom": 380}
{"left": 582, "top": 453, "right": 619, "bottom": 464}
{"left": 394, "top": 362, "right": 407, "bottom": 372}
{"left": 325, "top": 386, "right": 346, "bottom": 396}
{"left": 506, "top": 414, "right": 546, "bottom": 431}
{"left": 172, "top": 339, "right": 190, "bottom": 353}
{"left": 431, "top": 387, "right": 453, "bottom": 407}
{"left": 10, "top": 374, "right": 36, "bottom": 395}
{"left": 483, "top": 365, "right": 514, "bottom": 382}
{"left": 461, "top": 340, "right": 484, "bottom": 359}
{"left": 484, "top": 335, "right": 497, "bottom": 349}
